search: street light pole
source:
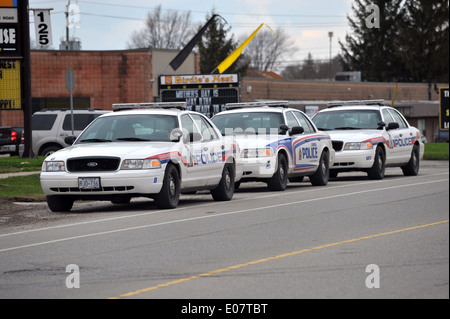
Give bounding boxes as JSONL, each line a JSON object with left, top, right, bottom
{"left": 328, "top": 31, "right": 333, "bottom": 80}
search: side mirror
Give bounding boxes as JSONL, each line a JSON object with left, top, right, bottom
{"left": 377, "top": 121, "right": 387, "bottom": 129}
{"left": 289, "top": 126, "right": 304, "bottom": 136}
{"left": 170, "top": 128, "right": 184, "bottom": 142}
{"left": 64, "top": 136, "right": 76, "bottom": 145}
{"left": 280, "top": 124, "right": 289, "bottom": 134}
{"left": 386, "top": 122, "right": 400, "bottom": 131}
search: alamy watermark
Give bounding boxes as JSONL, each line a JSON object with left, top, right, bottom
{"left": 365, "top": 264, "right": 380, "bottom": 288}
{"left": 366, "top": 4, "right": 380, "bottom": 29}
{"left": 65, "top": 264, "right": 80, "bottom": 289}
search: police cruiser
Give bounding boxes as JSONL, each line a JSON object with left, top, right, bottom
{"left": 212, "top": 101, "right": 335, "bottom": 191}
{"left": 40, "top": 102, "right": 242, "bottom": 212}
{"left": 312, "top": 100, "right": 424, "bottom": 179}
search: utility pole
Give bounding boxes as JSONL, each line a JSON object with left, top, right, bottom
{"left": 18, "top": 0, "right": 34, "bottom": 158}
{"left": 328, "top": 31, "right": 333, "bottom": 80}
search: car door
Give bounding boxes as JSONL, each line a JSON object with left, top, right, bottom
{"left": 190, "top": 113, "right": 224, "bottom": 186}
{"left": 180, "top": 114, "right": 207, "bottom": 188}
{"left": 286, "top": 111, "right": 317, "bottom": 174}
{"left": 386, "top": 108, "right": 415, "bottom": 164}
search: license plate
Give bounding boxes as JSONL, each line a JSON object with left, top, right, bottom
{"left": 78, "top": 177, "right": 101, "bottom": 190}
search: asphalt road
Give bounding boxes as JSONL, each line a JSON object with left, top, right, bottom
{"left": 0, "top": 161, "right": 448, "bottom": 301}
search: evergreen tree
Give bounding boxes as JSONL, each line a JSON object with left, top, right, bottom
{"left": 397, "top": 0, "right": 449, "bottom": 83}
{"left": 198, "top": 11, "right": 249, "bottom": 75}
{"left": 339, "top": 0, "right": 406, "bottom": 82}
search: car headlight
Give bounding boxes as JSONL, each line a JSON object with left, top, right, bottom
{"left": 344, "top": 142, "right": 373, "bottom": 150}
{"left": 121, "top": 159, "right": 161, "bottom": 170}
{"left": 43, "top": 161, "right": 65, "bottom": 172}
{"left": 242, "top": 147, "right": 274, "bottom": 158}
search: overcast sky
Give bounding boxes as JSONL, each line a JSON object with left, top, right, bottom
{"left": 29, "top": 0, "right": 354, "bottom": 69}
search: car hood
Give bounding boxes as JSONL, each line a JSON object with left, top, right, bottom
{"left": 325, "top": 130, "right": 382, "bottom": 142}
{"left": 45, "top": 142, "right": 179, "bottom": 161}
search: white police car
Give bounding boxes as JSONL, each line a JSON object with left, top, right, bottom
{"left": 40, "top": 102, "right": 242, "bottom": 212}
{"left": 212, "top": 101, "right": 335, "bottom": 191}
{"left": 312, "top": 100, "right": 424, "bottom": 179}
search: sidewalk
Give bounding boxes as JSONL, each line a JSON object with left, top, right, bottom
{"left": 0, "top": 171, "right": 40, "bottom": 179}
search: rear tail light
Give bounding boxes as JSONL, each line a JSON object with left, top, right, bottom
{"left": 11, "top": 131, "right": 17, "bottom": 142}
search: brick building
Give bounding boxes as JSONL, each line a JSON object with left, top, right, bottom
{"left": 0, "top": 48, "right": 447, "bottom": 142}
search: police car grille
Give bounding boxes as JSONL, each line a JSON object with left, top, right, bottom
{"left": 332, "top": 141, "right": 344, "bottom": 152}
{"left": 67, "top": 157, "right": 120, "bottom": 172}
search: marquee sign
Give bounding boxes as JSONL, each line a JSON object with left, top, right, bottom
{"left": 0, "top": 59, "right": 21, "bottom": 109}
{"left": 159, "top": 74, "right": 241, "bottom": 117}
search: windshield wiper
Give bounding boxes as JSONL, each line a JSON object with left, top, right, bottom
{"left": 79, "top": 138, "right": 112, "bottom": 143}
{"left": 334, "top": 127, "right": 361, "bottom": 130}
{"left": 115, "top": 137, "right": 151, "bottom": 141}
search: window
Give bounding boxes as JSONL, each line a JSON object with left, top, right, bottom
{"left": 382, "top": 109, "right": 395, "bottom": 124}
{"left": 190, "top": 114, "right": 219, "bottom": 141}
{"left": 32, "top": 114, "right": 57, "bottom": 130}
{"left": 285, "top": 112, "right": 299, "bottom": 128}
{"left": 181, "top": 114, "right": 199, "bottom": 135}
{"left": 293, "top": 111, "right": 316, "bottom": 134}
{"left": 388, "top": 109, "right": 408, "bottom": 129}
{"left": 62, "top": 114, "right": 96, "bottom": 131}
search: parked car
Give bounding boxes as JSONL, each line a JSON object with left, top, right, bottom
{"left": 40, "top": 102, "right": 243, "bottom": 212}
{"left": 434, "top": 127, "right": 449, "bottom": 143}
{"left": 312, "top": 101, "right": 424, "bottom": 179}
{"left": 0, "top": 126, "right": 23, "bottom": 156}
{"left": 212, "top": 101, "right": 335, "bottom": 190}
{"left": 30, "top": 109, "right": 110, "bottom": 157}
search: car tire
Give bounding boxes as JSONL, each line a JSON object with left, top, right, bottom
{"left": 402, "top": 144, "right": 420, "bottom": 176}
{"left": 40, "top": 145, "right": 62, "bottom": 158}
{"left": 310, "top": 150, "right": 330, "bottom": 186}
{"left": 367, "top": 146, "right": 385, "bottom": 180}
{"left": 46, "top": 195, "right": 74, "bottom": 212}
{"left": 211, "top": 164, "right": 235, "bottom": 201}
{"left": 268, "top": 154, "right": 288, "bottom": 191}
{"left": 154, "top": 164, "right": 180, "bottom": 209}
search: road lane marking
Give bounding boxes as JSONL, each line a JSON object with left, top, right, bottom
{"left": 1, "top": 173, "right": 448, "bottom": 238}
{"left": 0, "top": 178, "right": 448, "bottom": 253}
{"left": 110, "top": 220, "right": 449, "bottom": 299}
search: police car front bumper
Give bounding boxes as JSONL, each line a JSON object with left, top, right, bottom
{"left": 332, "top": 149, "right": 376, "bottom": 170}
{"left": 241, "top": 156, "right": 277, "bottom": 179}
{"left": 40, "top": 169, "right": 165, "bottom": 196}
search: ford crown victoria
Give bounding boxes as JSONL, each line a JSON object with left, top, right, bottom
{"left": 40, "top": 103, "right": 242, "bottom": 212}
{"left": 312, "top": 101, "right": 424, "bottom": 179}
{"left": 212, "top": 101, "right": 335, "bottom": 191}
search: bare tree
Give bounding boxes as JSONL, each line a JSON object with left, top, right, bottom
{"left": 127, "top": 5, "right": 193, "bottom": 50}
{"left": 241, "top": 27, "right": 297, "bottom": 72}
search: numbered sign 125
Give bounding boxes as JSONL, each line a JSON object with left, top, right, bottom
{"left": 33, "top": 9, "right": 53, "bottom": 47}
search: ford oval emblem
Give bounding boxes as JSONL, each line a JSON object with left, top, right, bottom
{"left": 87, "top": 162, "right": 98, "bottom": 168}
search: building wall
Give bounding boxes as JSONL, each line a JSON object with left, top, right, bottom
{"left": 31, "top": 49, "right": 153, "bottom": 108}
{"left": 0, "top": 49, "right": 447, "bottom": 143}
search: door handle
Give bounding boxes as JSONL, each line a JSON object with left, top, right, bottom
{"left": 203, "top": 147, "right": 209, "bottom": 152}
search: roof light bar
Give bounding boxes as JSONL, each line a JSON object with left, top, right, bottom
{"left": 112, "top": 102, "right": 187, "bottom": 111}
{"left": 226, "top": 101, "right": 290, "bottom": 110}
{"left": 327, "top": 99, "right": 385, "bottom": 108}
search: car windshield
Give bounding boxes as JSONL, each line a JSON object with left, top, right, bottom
{"left": 312, "top": 110, "right": 382, "bottom": 130}
{"left": 212, "top": 112, "right": 284, "bottom": 135}
{"left": 76, "top": 114, "right": 179, "bottom": 143}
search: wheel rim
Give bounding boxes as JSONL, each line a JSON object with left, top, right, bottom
{"left": 280, "top": 162, "right": 285, "bottom": 181}
{"left": 225, "top": 170, "right": 231, "bottom": 190}
{"left": 169, "top": 175, "right": 176, "bottom": 198}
